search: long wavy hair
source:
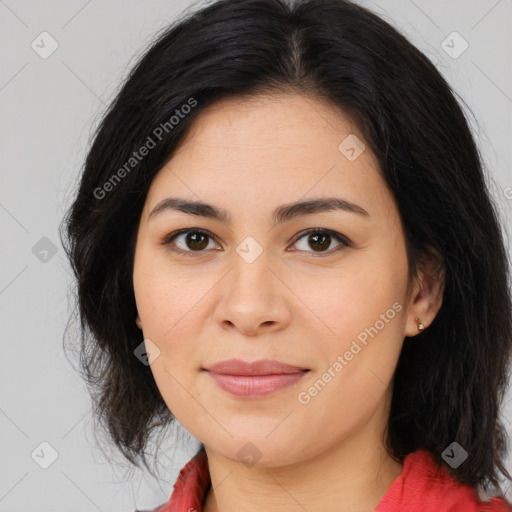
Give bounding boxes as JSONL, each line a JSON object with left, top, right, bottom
{"left": 60, "top": 0, "right": 512, "bottom": 494}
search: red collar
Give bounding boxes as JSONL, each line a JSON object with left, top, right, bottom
{"left": 150, "top": 448, "right": 510, "bottom": 512}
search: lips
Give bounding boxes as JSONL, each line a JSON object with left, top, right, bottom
{"left": 203, "top": 358, "right": 310, "bottom": 398}
{"left": 204, "top": 358, "right": 309, "bottom": 376}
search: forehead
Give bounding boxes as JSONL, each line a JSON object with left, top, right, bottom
{"left": 177, "top": 93, "right": 365, "bottom": 154}
{"left": 144, "top": 93, "right": 394, "bottom": 223}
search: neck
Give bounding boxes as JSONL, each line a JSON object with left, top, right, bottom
{"left": 202, "top": 414, "right": 402, "bottom": 512}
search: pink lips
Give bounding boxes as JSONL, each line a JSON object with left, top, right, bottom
{"left": 204, "top": 358, "right": 309, "bottom": 398}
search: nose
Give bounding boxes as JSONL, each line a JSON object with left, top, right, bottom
{"left": 213, "top": 246, "right": 292, "bottom": 337}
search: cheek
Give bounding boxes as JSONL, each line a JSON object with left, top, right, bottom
{"left": 294, "top": 252, "right": 407, "bottom": 389}
{"left": 134, "top": 274, "right": 203, "bottom": 413}
{"left": 288, "top": 254, "right": 405, "bottom": 339}
{"left": 134, "top": 252, "right": 205, "bottom": 337}
{"left": 133, "top": 260, "right": 212, "bottom": 377}
{"left": 138, "top": 285, "right": 179, "bottom": 334}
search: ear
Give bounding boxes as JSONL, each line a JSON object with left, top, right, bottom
{"left": 136, "top": 314, "right": 143, "bottom": 330}
{"left": 404, "top": 246, "right": 445, "bottom": 337}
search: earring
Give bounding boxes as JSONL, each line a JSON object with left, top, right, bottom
{"left": 415, "top": 317, "right": 425, "bottom": 332}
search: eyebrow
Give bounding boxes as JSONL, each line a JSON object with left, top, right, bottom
{"left": 148, "top": 196, "right": 370, "bottom": 225}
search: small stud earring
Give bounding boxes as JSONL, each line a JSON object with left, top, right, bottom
{"left": 415, "top": 317, "right": 425, "bottom": 332}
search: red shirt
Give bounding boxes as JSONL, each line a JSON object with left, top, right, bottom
{"left": 136, "top": 448, "right": 511, "bottom": 512}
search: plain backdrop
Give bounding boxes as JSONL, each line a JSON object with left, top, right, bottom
{"left": 1, "top": 0, "right": 511, "bottom": 510}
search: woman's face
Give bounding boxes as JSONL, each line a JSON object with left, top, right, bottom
{"left": 132, "top": 93, "right": 432, "bottom": 466}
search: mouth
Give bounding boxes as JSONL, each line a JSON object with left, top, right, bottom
{"left": 203, "top": 358, "right": 310, "bottom": 398}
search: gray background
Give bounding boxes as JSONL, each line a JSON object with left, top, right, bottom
{"left": 1, "top": 0, "right": 511, "bottom": 510}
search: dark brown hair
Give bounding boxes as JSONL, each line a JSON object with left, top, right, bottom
{"left": 60, "top": 0, "right": 512, "bottom": 495}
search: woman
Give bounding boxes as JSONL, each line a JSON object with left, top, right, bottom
{"left": 60, "top": 0, "right": 512, "bottom": 510}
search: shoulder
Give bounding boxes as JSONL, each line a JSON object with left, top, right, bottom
{"left": 476, "top": 488, "right": 512, "bottom": 512}
{"left": 377, "top": 450, "right": 512, "bottom": 512}
{"left": 475, "top": 497, "right": 512, "bottom": 512}
{"left": 132, "top": 448, "right": 210, "bottom": 512}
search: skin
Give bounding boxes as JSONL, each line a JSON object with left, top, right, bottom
{"left": 132, "top": 93, "right": 444, "bottom": 512}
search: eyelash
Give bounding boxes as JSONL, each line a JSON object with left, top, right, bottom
{"left": 161, "top": 227, "right": 351, "bottom": 257}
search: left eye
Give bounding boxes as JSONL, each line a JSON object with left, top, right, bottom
{"left": 162, "top": 228, "right": 349, "bottom": 256}
{"left": 291, "top": 228, "right": 349, "bottom": 254}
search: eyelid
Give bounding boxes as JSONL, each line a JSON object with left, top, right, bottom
{"left": 161, "top": 227, "right": 351, "bottom": 256}
{"left": 289, "top": 227, "right": 351, "bottom": 254}
{"left": 161, "top": 228, "right": 221, "bottom": 256}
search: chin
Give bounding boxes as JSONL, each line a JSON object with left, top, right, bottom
{"left": 205, "top": 434, "right": 312, "bottom": 468}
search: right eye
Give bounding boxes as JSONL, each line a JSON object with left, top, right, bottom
{"left": 162, "top": 228, "right": 221, "bottom": 256}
